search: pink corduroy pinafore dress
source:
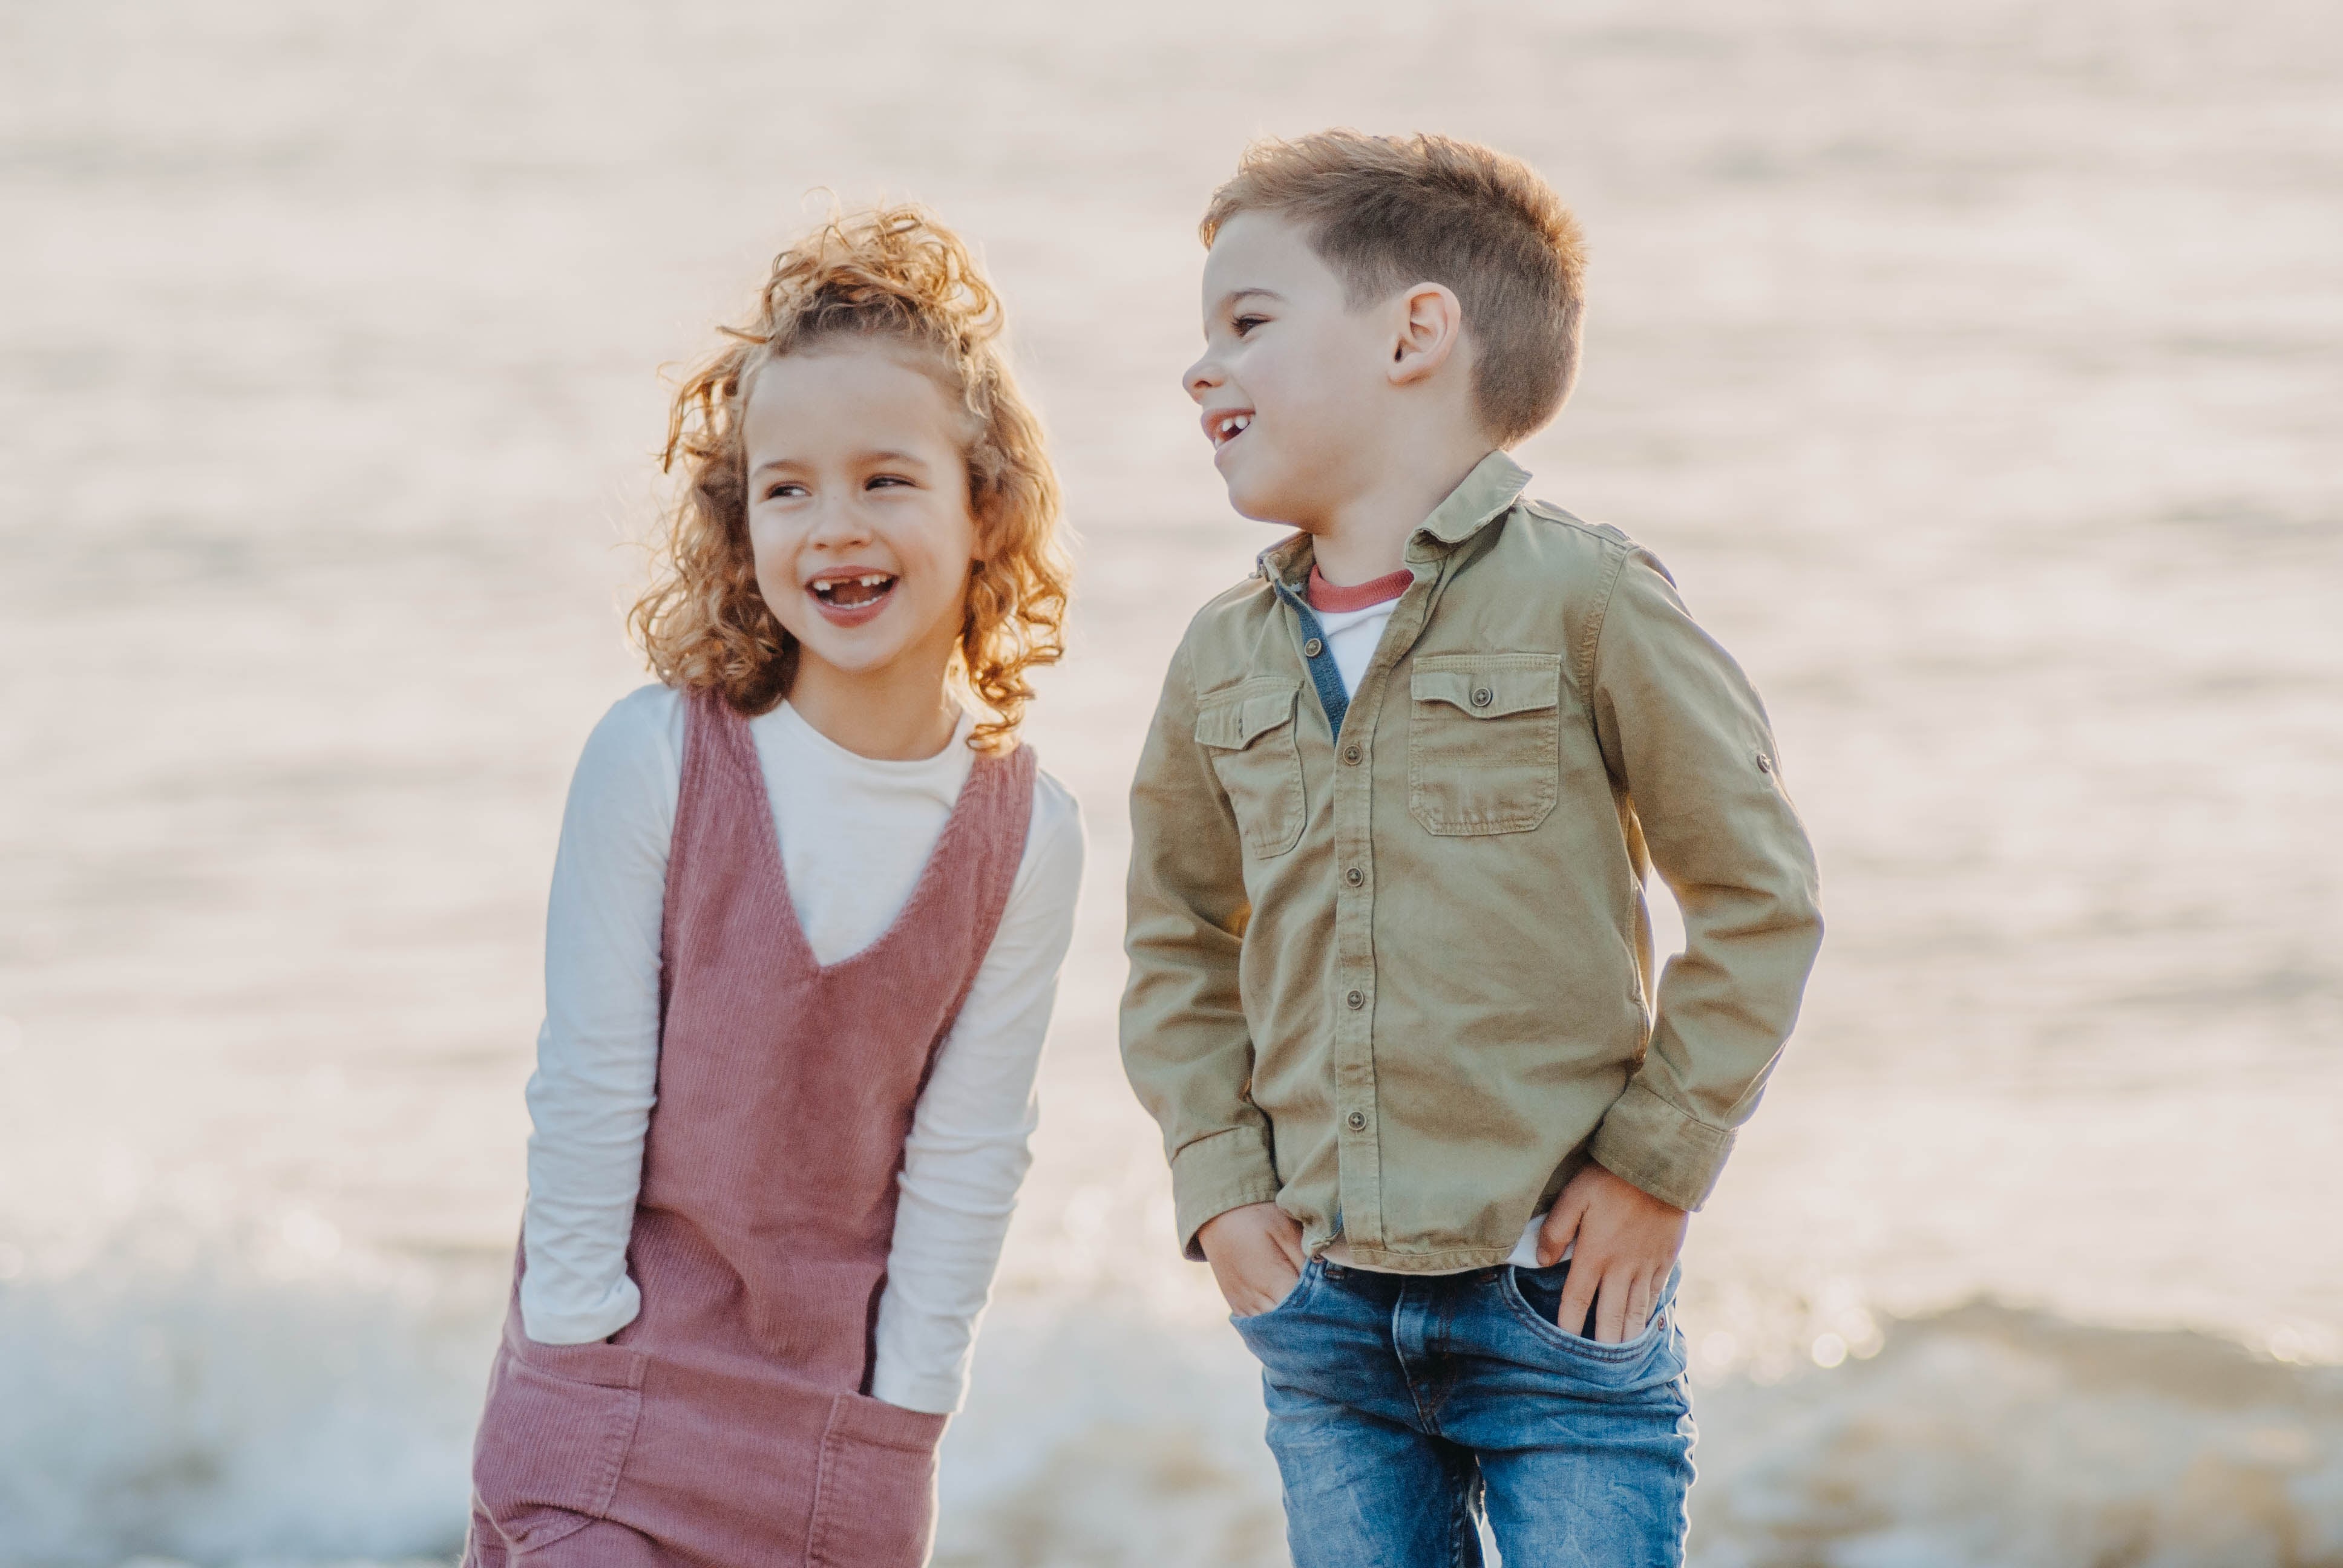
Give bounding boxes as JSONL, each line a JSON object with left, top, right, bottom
{"left": 465, "top": 689, "right": 1035, "bottom": 1566}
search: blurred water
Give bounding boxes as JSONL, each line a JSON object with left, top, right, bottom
{"left": 2, "top": 1, "right": 2339, "bottom": 1563}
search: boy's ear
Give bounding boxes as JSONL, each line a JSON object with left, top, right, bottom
{"left": 1388, "top": 283, "right": 1466, "bottom": 387}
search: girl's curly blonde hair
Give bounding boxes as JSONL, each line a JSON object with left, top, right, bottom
{"left": 629, "top": 205, "right": 1069, "bottom": 753}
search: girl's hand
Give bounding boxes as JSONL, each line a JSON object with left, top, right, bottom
{"left": 1197, "top": 1201, "right": 1308, "bottom": 1317}
{"left": 1536, "top": 1163, "right": 1688, "bottom": 1343}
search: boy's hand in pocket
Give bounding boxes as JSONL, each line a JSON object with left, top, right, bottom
{"left": 1198, "top": 1201, "right": 1307, "bottom": 1317}
{"left": 1537, "top": 1163, "right": 1688, "bottom": 1343}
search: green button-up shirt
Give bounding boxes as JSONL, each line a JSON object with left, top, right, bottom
{"left": 1120, "top": 452, "right": 1824, "bottom": 1271}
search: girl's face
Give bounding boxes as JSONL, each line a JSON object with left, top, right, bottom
{"left": 741, "top": 342, "right": 980, "bottom": 693}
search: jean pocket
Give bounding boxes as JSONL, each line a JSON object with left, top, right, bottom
{"left": 1511, "top": 1261, "right": 1594, "bottom": 1338}
{"left": 1407, "top": 655, "right": 1563, "bottom": 836}
{"left": 470, "top": 1334, "right": 647, "bottom": 1551}
{"left": 805, "top": 1393, "right": 949, "bottom": 1568}
{"left": 1196, "top": 679, "right": 1307, "bottom": 858}
{"left": 1230, "top": 1260, "right": 1318, "bottom": 1328}
{"left": 1499, "top": 1264, "right": 1676, "bottom": 1367}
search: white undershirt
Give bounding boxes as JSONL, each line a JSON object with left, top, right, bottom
{"left": 1311, "top": 593, "right": 1549, "bottom": 1272}
{"left": 1311, "top": 596, "right": 1402, "bottom": 702}
{"left": 520, "top": 685, "right": 1084, "bottom": 1413}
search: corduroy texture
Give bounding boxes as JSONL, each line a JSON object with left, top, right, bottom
{"left": 467, "top": 690, "right": 1035, "bottom": 1566}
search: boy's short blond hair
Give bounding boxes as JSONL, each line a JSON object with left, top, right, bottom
{"left": 1201, "top": 131, "right": 1588, "bottom": 446}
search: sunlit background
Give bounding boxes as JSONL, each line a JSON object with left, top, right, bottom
{"left": 3, "top": 1, "right": 2339, "bottom": 1562}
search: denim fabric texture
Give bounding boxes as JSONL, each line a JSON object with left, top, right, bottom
{"left": 1233, "top": 1257, "right": 1694, "bottom": 1568}
{"left": 1271, "top": 579, "right": 1352, "bottom": 737}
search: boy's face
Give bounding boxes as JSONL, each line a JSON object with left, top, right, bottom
{"left": 1184, "top": 211, "right": 1397, "bottom": 530}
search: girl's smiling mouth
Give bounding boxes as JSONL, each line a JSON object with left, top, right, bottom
{"left": 1205, "top": 408, "right": 1254, "bottom": 448}
{"left": 807, "top": 569, "right": 899, "bottom": 625}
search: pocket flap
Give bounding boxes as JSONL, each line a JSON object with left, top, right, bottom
{"left": 1194, "top": 684, "right": 1299, "bottom": 751}
{"left": 1411, "top": 658, "right": 1561, "bottom": 719}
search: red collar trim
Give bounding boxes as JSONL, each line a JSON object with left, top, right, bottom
{"left": 1306, "top": 564, "right": 1412, "bottom": 613}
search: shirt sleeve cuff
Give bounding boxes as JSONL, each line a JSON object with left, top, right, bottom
{"left": 1170, "top": 1125, "right": 1283, "bottom": 1262}
{"left": 1588, "top": 1079, "right": 1735, "bottom": 1212}
{"left": 868, "top": 1365, "right": 965, "bottom": 1416}
{"left": 517, "top": 1271, "right": 642, "bottom": 1346}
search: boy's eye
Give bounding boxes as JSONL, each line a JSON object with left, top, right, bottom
{"left": 1233, "top": 315, "right": 1268, "bottom": 336}
{"left": 866, "top": 474, "right": 913, "bottom": 489}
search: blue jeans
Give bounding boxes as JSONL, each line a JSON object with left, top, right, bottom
{"left": 1232, "top": 1258, "right": 1694, "bottom": 1568}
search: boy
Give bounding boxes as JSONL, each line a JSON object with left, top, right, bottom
{"left": 1119, "top": 131, "right": 1823, "bottom": 1566}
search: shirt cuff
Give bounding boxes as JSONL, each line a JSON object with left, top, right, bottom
{"left": 870, "top": 1365, "right": 965, "bottom": 1416}
{"left": 517, "top": 1270, "right": 642, "bottom": 1346}
{"left": 1588, "top": 1079, "right": 1735, "bottom": 1212}
{"left": 1170, "top": 1125, "right": 1283, "bottom": 1261}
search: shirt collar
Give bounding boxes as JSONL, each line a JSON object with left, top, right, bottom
{"left": 1416, "top": 449, "right": 1532, "bottom": 546}
{"left": 1255, "top": 449, "right": 1532, "bottom": 586}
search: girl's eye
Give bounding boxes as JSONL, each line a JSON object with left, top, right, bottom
{"left": 865, "top": 474, "right": 912, "bottom": 490}
{"left": 763, "top": 481, "right": 808, "bottom": 500}
{"left": 1233, "top": 315, "right": 1268, "bottom": 336}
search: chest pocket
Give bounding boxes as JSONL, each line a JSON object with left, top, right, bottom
{"left": 1408, "top": 654, "right": 1564, "bottom": 835}
{"left": 1196, "top": 680, "right": 1307, "bottom": 858}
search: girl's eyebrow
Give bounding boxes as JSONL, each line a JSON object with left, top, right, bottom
{"left": 750, "top": 448, "right": 932, "bottom": 476}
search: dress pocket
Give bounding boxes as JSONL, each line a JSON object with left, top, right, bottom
{"left": 1195, "top": 679, "right": 1307, "bottom": 858}
{"left": 805, "top": 1392, "right": 951, "bottom": 1568}
{"left": 470, "top": 1334, "right": 647, "bottom": 1552}
{"left": 1407, "top": 654, "right": 1563, "bottom": 835}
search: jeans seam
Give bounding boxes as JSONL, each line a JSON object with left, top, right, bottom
{"left": 1449, "top": 1456, "right": 1483, "bottom": 1568}
{"left": 1391, "top": 1281, "right": 1446, "bottom": 1436}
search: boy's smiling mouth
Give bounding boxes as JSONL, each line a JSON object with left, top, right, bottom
{"left": 806, "top": 568, "right": 899, "bottom": 624}
{"left": 1205, "top": 407, "right": 1254, "bottom": 448}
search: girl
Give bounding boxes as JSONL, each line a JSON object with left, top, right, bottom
{"left": 465, "top": 208, "right": 1083, "bottom": 1566}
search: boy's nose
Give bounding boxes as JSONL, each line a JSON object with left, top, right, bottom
{"left": 1182, "top": 354, "right": 1221, "bottom": 403}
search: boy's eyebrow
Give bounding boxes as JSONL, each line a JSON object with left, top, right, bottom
{"left": 1211, "top": 286, "right": 1285, "bottom": 315}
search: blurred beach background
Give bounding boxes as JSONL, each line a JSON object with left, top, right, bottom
{"left": 3, "top": 0, "right": 2341, "bottom": 1562}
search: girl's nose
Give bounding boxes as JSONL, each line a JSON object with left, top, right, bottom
{"left": 805, "top": 496, "right": 874, "bottom": 548}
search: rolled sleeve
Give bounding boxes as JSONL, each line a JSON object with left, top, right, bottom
{"left": 1588, "top": 1079, "right": 1736, "bottom": 1212}
{"left": 1169, "top": 1126, "right": 1285, "bottom": 1263}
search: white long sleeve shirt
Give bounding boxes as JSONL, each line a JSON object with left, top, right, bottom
{"left": 519, "top": 684, "right": 1084, "bottom": 1414}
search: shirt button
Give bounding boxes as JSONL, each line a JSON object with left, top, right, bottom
{"left": 1346, "top": 1110, "right": 1367, "bottom": 1131}
{"left": 1756, "top": 752, "right": 1775, "bottom": 774}
{"left": 1344, "top": 866, "right": 1365, "bottom": 887}
{"left": 1303, "top": 637, "right": 1325, "bottom": 658}
{"left": 1471, "top": 687, "right": 1493, "bottom": 708}
{"left": 1343, "top": 743, "right": 1362, "bottom": 764}
{"left": 1346, "top": 989, "right": 1364, "bottom": 1009}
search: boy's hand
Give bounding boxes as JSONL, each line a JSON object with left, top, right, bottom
{"left": 1197, "top": 1201, "right": 1308, "bottom": 1317}
{"left": 1536, "top": 1163, "right": 1688, "bottom": 1343}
